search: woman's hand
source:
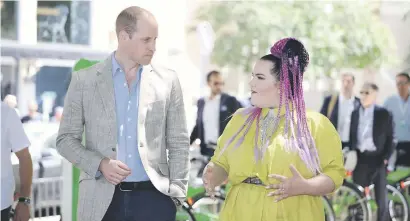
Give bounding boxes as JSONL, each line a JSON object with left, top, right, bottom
{"left": 202, "top": 163, "right": 216, "bottom": 198}
{"left": 266, "top": 165, "right": 307, "bottom": 202}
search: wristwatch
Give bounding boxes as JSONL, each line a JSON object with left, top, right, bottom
{"left": 18, "top": 197, "right": 31, "bottom": 205}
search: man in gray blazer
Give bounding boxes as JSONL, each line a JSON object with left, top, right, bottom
{"left": 57, "top": 6, "right": 190, "bottom": 221}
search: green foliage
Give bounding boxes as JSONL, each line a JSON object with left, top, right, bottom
{"left": 191, "top": 1, "right": 397, "bottom": 77}
{"left": 404, "top": 9, "right": 410, "bottom": 69}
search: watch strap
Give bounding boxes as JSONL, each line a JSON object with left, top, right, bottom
{"left": 18, "top": 197, "right": 31, "bottom": 205}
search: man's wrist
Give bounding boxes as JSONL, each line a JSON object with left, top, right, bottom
{"left": 99, "top": 158, "right": 109, "bottom": 170}
{"left": 18, "top": 197, "right": 31, "bottom": 205}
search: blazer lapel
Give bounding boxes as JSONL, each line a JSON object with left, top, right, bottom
{"left": 219, "top": 93, "right": 228, "bottom": 134}
{"left": 197, "top": 99, "right": 205, "bottom": 125}
{"left": 354, "top": 97, "right": 361, "bottom": 109}
{"left": 372, "top": 106, "right": 381, "bottom": 142}
{"left": 96, "top": 57, "right": 117, "bottom": 137}
{"left": 350, "top": 109, "right": 359, "bottom": 149}
{"left": 138, "top": 65, "right": 154, "bottom": 127}
{"left": 331, "top": 96, "right": 339, "bottom": 127}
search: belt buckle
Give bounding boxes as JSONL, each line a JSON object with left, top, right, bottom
{"left": 250, "top": 177, "right": 262, "bottom": 185}
{"left": 249, "top": 177, "right": 255, "bottom": 183}
{"left": 119, "top": 183, "right": 132, "bottom": 192}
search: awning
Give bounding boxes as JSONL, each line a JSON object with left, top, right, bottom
{"left": 0, "top": 40, "right": 110, "bottom": 60}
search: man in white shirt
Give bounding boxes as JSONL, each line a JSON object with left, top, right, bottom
{"left": 320, "top": 73, "right": 361, "bottom": 148}
{"left": 190, "top": 70, "right": 242, "bottom": 157}
{"left": 1, "top": 103, "right": 33, "bottom": 221}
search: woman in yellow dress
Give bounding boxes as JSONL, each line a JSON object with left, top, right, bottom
{"left": 202, "top": 38, "right": 345, "bottom": 221}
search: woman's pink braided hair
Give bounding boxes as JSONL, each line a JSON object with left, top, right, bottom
{"left": 218, "top": 38, "right": 321, "bottom": 174}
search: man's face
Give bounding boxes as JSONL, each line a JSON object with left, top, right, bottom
{"left": 119, "top": 14, "right": 158, "bottom": 65}
{"left": 359, "top": 84, "right": 377, "bottom": 107}
{"left": 341, "top": 74, "right": 355, "bottom": 94}
{"left": 396, "top": 75, "right": 410, "bottom": 96}
{"left": 208, "top": 74, "right": 224, "bottom": 95}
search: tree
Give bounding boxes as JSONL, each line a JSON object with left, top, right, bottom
{"left": 404, "top": 9, "right": 410, "bottom": 71}
{"left": 191, "top": 1, "right": 397, "bottom": 79}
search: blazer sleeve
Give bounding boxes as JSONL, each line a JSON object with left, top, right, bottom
{"left": 383, "top": 110, "right": 395, "bottom": 161}
{"left": 166, "top": 73, "right": 190, "bottom": 190}
{"left": 56, "top": 71, "right": 105, "bottom": 177}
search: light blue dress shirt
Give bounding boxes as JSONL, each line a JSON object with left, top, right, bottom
{"left": 384, "top": 95, "right": 410, "bottom": 142}
{"left": 111, "top": 53, "right": 149, "bottom": 182}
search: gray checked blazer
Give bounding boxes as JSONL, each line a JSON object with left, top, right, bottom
{"left": 56, "top": 56, "right": 190, "bottom": 221}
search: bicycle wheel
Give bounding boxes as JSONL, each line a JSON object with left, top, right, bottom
{"left": 329, "top": 181, "right": 369, "bottom": 221}
{"left": 176, "top": 203, "right": 196, "bottom": 221}
{"left": 322, "top": 196, "right": 335, "bottom": 221}
{"left": 387, "top": 184, "right": 409, "bottom": 221}
{"left": 367, "top": 183, "right": 409, "bottom": 221}
{"left": 191, "top": 193, "right": 225, "bottom": 220}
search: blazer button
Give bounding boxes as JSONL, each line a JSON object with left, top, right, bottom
{"left": 140, "top": 143, "right": 144, "bottom": 147}
{"left": 112, "top": 147, "right": 116, "bottom": 151}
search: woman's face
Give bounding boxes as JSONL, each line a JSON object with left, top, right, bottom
{"left": 249, "top": 59, "right": 280, "bottom": 108}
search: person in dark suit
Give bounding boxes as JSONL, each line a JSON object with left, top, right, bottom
{"left": 190, "top": 70, "right": 242, "bottom": 157}
{"left": 350, "top": 83, "right": 395, "bottom": 221}
{"left": 319, "top": 73, "right": 361, "bottom": 148}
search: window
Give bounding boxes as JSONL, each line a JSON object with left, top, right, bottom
{"left": 37, "top": 1, "right": 90, "bottom": 45}
{"left": 35, "top": 66, "right": 72, "bottom": 112}
{"left": 1, "top": 1, "right": 18, "bottom": 40}
{"left": 1, "top": 64, "right": 17, "bottom": 100}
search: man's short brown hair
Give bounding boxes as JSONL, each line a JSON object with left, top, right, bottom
{"left": 341, "top": 72, "right": 355, "bottom": 83}
{"left": 206, "top": 70, "right": 221, "bottom": 82}
{"left": 115, "top": 6, "right": 151, "bottom": 38}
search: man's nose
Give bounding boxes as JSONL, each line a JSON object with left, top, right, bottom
{"left": 149, "top": 42, "right": 156, "bottom": 52}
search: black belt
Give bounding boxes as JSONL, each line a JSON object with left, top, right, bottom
{"left": 117, "top": 181, "right": 156, "bottom": 191}
{"left": 242, "top": 177, "right": 264, "bottom": 186}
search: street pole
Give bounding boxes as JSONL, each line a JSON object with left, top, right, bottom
{"left": 196, "top": 21, "right": 215, "bottom": 97}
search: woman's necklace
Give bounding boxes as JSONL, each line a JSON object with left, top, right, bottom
{"left": 259, "top": 109, "right": 278, "bottom": 146}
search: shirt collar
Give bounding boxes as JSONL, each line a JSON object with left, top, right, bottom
{"left": 206, "top": 94, "right": 221, "bottom": 101}
{"left": 339, "top": 94, "right": 355, "bottom": 103}
{"left": 111, "top": 52, "right": 144, "bottom": 76}
{"left": 360, "top": 104, "right": 375, "bottom": 115}
{"left": 111, "top": 52, "right": 122, "bottom": 76}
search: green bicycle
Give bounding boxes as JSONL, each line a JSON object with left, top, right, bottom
{"left": 329, "top": 168, "right": 410, "bottom": 221}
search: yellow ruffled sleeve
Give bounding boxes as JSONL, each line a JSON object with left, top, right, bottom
{"left": 210, "top": 108, "right": 244, "bottom": 173}
{"left": 313, "top": 113, "right": 346, "bottom": 191}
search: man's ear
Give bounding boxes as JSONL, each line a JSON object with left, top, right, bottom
{"left": 118, "top": 30, "right": 129, "bottom": 41}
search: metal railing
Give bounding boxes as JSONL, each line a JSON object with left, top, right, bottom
{"left": 31, "top": 176, "right": 62, "bottom": 218}
{"left": 12, "top": 176, "right": 63, "bottom": 221}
